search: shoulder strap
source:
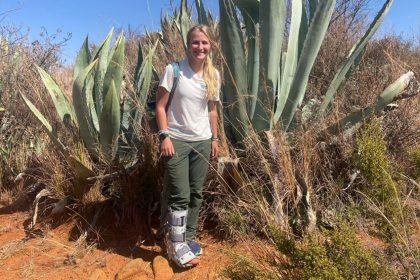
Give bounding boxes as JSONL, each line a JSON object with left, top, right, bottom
{"left": 165, "top": 61, "right": 180, "bottom": 112}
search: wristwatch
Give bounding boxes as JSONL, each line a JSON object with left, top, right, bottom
{"left": 159, "top": 131, "right": 170, "bottom": 141}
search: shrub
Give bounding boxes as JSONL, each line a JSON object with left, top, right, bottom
{"left": 353, "top": 118, "right": 401, "bottom": 228}
{"left": 408, "top": 146, "right": 420, "bottom": 180}
{"left": 273, "top": 224, "right": 395, "bottom": 279}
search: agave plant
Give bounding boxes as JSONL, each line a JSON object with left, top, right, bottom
{"left": 219, "top": 0, "right": 413, "bottom": 144}
{"left": 20, "top": 29, "right": 157, "bottom": 179}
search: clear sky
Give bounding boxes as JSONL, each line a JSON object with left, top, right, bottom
{"left": 0, "top": 0, "right": 418, "bottom": 64}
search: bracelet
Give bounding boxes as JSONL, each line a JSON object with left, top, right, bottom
{"left": 158, "top": 129, "right": 169, "bottom": 136}
{"left": 212, "top": 137, "right": 219, "bottom": 142}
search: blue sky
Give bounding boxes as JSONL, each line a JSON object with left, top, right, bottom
{"left": 0, "top": 0, "right": 418, "bottom": 64}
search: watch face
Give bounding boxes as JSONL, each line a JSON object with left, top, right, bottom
{"left": 159, "top": 133, "right": 169, "bottom": 141}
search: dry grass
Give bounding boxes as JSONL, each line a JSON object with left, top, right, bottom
{"left": 0, "top": 239, "right": 26, "bottom": 260}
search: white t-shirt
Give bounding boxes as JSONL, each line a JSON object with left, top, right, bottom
{"left": 159, "top": 59, "right": 220, "bottom": 141}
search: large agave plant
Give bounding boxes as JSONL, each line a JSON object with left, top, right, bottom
{"left": 219, "top": 0, "right": 413, "bottom": 144}
{"left": 20, "top": 29, "right": 157, "bottom": 178}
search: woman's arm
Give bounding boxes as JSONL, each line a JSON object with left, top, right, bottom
{"left": 208, "top": 100, "right": 219, "bottom": 159}
{"left": 156, "top": 86, "right": 175, "bottom": 157}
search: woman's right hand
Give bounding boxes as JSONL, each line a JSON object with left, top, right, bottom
{"left": 160, "top": 138, "right": 175, "bottom": 157}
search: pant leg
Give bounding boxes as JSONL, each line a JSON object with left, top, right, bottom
{"left": 164, "top": 139, "right": 192, "bottom": 212}
{"left": 186, "top": 139, "right": 211, "bottom": 239}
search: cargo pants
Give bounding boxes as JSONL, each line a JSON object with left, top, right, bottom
{"left": 160, "top": 138, "right": 211, "bottom": 239}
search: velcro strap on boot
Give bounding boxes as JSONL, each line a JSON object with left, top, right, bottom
{"left": 168, "top": 215, "right": 185, "bottom": 226}
{"left": 168, "top": 210, "right": 187, "bottom": 243}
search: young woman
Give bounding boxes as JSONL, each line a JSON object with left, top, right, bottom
{"left": 155, "top": 25, "right": 220, "bottom": 268}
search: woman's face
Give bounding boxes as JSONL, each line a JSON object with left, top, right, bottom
{"left": 188, "top": 30, "right": 211, "bottom": 64}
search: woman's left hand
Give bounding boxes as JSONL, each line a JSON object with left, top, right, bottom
{"left": 211, "top": 139, "right": 219, "bottom": 159}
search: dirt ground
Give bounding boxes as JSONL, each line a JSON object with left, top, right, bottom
{"left": 0, "top": 210, "right": 235, "bottom": 280}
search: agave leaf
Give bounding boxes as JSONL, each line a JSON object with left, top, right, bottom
{"left": 235, "top": 0, "right": 260, "bottom": 118}
{"left": 308, "top": 0, "right": 318, "bottom": 23}
{"left": 195, "top": 0, "right": 208, "bottom": 25}
{"left": 92, "top": 28, "right": 114, "bottom": 117}
{"left": 177, "top": 0, "right": 192, "bottom": 50}
{"left": 20, "top": 93, "right": 67, "bottom": 155}
{"left": 280, "top": 0, "right": 335, "bottom": 131}
{"left": 134, "top": 42, "right": 143, "bottom": 87}
{"left": 328, "top": 71, "right": 414, "bottom": 134}
{"left": 85, "top": 72, "right": 99, "bottom": 132}
{"left": 36, "top": 65, "right": 75, "bottom": 124}
{"left": 134, "top": 41, "right": 158, "bottom": 123}
{"left": 318, "top": 0, "right": 394, "bottom": 114}
{"left": 100, "top": 80, "right": 120, "bottom": 160}
{"left": 73, "top": 60, "right": 99, "bottom": 160}
{"left": 103, "top": 31, "right": 125, "bottom": 101}
{"left": 69, "top": 156, "right": 95, "bottom": 180}
{"left": 74, "top": 36, "right": 91, "bottom": 80}
{"left": 252, "top": 0, "right": 286, "bottom": 132}
{"left": 219, "top": 0, "right": 249, "bottom": 144}
{"left": 274, "top": 0, "right": 303, "bottom": 125}
{"left": 298, "top": 0, "right": 309, "bottom": 61}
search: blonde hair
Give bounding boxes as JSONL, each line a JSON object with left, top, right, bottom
{"left": 187, "top": 25, "right": 218, "bottom": 100}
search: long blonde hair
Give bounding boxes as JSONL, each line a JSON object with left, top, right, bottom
{"left": 187, "top": 25, "right": 218, "bottom": 100}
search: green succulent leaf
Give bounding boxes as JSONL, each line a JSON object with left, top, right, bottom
{"left": 280, "top": 0, "right": 335, "bottom": 130}
{"left": 69, "top": 156, "right": 95, "bottom": 180}
{"left": 92, "top": 28, "right": 114, "bottom": 117}
{"left": 274, "top": 0, "right": 303, "bottom": 124}
{"left": 318, "top": 0, "right": 394, "bottom": 114}
{"left": 195, "top": 0, "right": 208, "bottom": 25}
{"left": 235, "top": 0, "right": 260, "bottom": 118}
{"left": 219, "top": 0, "right": 249, "bottom": 143}
{"left": 177, "top": 0, "right": 192, "bottom": 50}
{"left": 74, "top": 36, "right": 91, "bottom": 80}
{"left": 252, "top": 0, "right": 286, "bottom": 132}
{"left": 103, "top": 31, "right": 125, "bottom": 101}
{"left": 308, "top": 0, "right": 318, "bottom": 23}
{"left": 20, "top": 92, "right": 67, "bottom": 155}
{"left": 328, "top": 71, "right": 414, "bottom": 134}
{"left": 36, "top": 65, "right": 75, "bottom": 125}
{"left": 73, "top": 60, "right": 99, "bottom": 160}
{"left": 100, "top": 80, "right": 121, "bottom": 161}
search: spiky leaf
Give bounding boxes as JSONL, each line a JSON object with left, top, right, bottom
{"left": 219, "top": 0, "right": 249, "bottom": 143}
{"left": 20, "top": 93, "right": 67, "bottom": 155}
{"left": 103, "top": 31, "right": 125, "bottom": 101}
{"left": 252, "top": 0, "right": 286, "bottom": 131}
{"left": 36, "top": 65, "right": 75, "bottom": 124}
{"left": 328, "top": 71, "right": 414, "bottom": 133}
{"left": 274, "top": 0, "right": 303, "bottom": 124}
{"left": 92, "top": 28, "right": 113, "bottom": 117}
{"left": 195, "top": 0, "right": 208, "bottom": 25}
{"left": 73, "top": 60, "right": 99, "bottom": 160}
{"left": 74, "top": 36, "right": 91, "bottom": 80}
{"left": 100, "top": 80, "right": 120, "bottom": 160}
{"left": 318, "top": 0, "right": 394, "bottom": 114}
{"left": 280, "top": 0, "right": 335, "bottom": 130}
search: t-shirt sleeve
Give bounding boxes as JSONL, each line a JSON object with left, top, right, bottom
{"left": 211, "top": 70, "right": 221, "bottom": 102}
{"left": 159, "top": 64, "right": 174, "bottom": 93}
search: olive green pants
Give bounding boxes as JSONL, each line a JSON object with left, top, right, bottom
{"left": 160, "top": 139, "right": 211, "bottom": 239}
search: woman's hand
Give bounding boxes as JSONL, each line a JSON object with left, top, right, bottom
{"left": 160, "top": 137, "right": 175, "bottom": 157}
{"left": 211, "top": 139, "right": 219, "bottom": 159}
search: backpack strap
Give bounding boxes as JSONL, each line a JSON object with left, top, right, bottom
{"left": 165, "top": 61, "right": 180, "bottom": 112}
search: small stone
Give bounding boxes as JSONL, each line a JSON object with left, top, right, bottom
{"left": 115, "top": 258, "right": 149, "bottom": 280}
{"left": 152, "top": 256, "right": 174, "bottom": 280}
{"left": 89, "top": 269, "right": 107, "bottom": 280}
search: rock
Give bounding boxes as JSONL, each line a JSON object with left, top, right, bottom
{"left": 89, "top": 269, "right": 107, "bottom": 280}
{"left": 152, "top": 256, "right": 174, "bottom": 280}
{"left": 115, "top": 258, "right": 149, "bottom": 280}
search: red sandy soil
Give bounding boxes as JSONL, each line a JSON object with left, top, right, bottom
{"left": 0, "top": 210, "right": 235, "bottom": 280}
